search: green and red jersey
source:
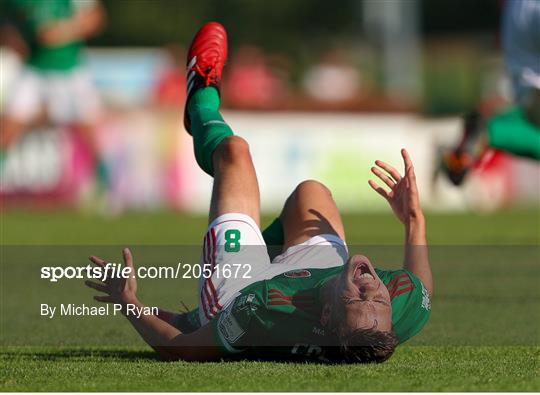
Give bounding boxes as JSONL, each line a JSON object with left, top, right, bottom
{"left": 201, "top": 266, "right": 430, "bottom": 361}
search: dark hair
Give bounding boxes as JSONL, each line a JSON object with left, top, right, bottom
{"left": 339, "top": 328, "right": 398, "bottom": 363}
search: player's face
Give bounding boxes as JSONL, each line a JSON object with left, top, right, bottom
{"left": 333, "top": 255, "right": 392, "bottom": 333}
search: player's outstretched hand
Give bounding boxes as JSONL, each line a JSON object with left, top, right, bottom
{"left": 368, "top": 149, "right": 423, "bottom": 225}
{"left": 85, "top": 248, "right": 138, "bottom": 306}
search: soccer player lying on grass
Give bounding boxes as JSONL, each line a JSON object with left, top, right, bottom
{"left": 85, "top": 22, "right": 433, "bottom": 363}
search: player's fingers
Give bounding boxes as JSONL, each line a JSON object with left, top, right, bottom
{"left": 406, "top": 166, "right": 419, "bottom": 192}
{"left": 375, "top": 160, "right": 402, "bottom": 182}
{"left": 368, "top": 179, "right": 390, "bottom": 200}
{"left": 401, "top": 148, "right": 413, "bottom": 171}
{"left": 85, "top": 280, "right": 107, "bottom": 293}
{"left": 122, "top": 248, "right": 134, "bottom": 270}
{"left": 371, "top": 166, "right": 395, "bottom": 189}
{"left": 89, "top": 255, "right": 106, "bottom": 268}
{"left": 407, "top": 163, "right": 416, "bottom": 179}
{"left": 94, "top": 295, "right": 113, "bottom": 303}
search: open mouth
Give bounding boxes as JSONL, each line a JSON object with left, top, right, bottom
{"left": 352, "top": 261, "right": 375, "bottom": 281}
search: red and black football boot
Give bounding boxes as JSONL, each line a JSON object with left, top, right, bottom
{"left": 183, "top": 22, "right": 228, "bottom": 134}
{"left": 440, "top": 111, "right": 487, "bottom": 186}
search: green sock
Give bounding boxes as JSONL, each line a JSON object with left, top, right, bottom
{"left": 187, "top": 87, "right": 234, "bottom": 175}
{"left": 262, "top": 217, "right": 284, "bottom": 260}
{"left": 488, "top": 107, "right": 540, "bottom": 160}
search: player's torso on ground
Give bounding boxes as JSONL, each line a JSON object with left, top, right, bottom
{"left": 213, "top": 265, "right": 431, "bottom": 362}
{"left": 215, "top": 266, "right": 342, "bottom": 362}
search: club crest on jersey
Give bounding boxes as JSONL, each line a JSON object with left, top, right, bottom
{"left": 284, "top": 269, "right": 311, "bottom": 278}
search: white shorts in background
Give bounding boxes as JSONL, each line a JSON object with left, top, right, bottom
{"left": 197, "top": 213, "right": 348, "bottom": 326}
{"left": 5, "top": 67, "right": 102, "bottom": 125}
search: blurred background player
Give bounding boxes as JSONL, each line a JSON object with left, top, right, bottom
{"left": 441, "top": 0, "right": 540, "bottom": 185}
{"left": 0, "top": 0, "right": 107, "bottom": 192}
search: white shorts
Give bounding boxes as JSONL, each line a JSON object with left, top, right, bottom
{"left": 5, "top": 67, "right": 102, "bottom": 125}
{"left": 197, "top": 213, "right": 349, "bottom": 325}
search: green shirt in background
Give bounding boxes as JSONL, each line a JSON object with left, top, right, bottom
{"left": 6, "top": 0, "right": 82, "bottom": 71}
{"left": 208, "top": 266, "right": 431, "bottom": 362}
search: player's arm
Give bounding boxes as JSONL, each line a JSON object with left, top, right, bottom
{"left": 85, "top": 249, "right": 224, "bottom": 361}
{"left": 368, "top": 149, "right": 433, "bottom": 296}
{"left": 123, "top": 300, "right": 222, "bottom": 361}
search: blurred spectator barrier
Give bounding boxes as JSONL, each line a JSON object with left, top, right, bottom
{"left": 1, "top": 47, "right": 536, "bottom": 213}
{"left": 1, "top": 111, "right": 538, "bottom": 213}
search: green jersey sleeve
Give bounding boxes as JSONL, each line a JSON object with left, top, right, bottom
{"left": 210, "top": 289, "right": 328, "bottom": 359}
{"left": 376, "top": 268, "right": 431, "bottom": 343}
{"left": 211, "top": 293, "right": 270, "bottom": 354}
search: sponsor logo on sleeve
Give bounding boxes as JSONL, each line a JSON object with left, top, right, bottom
{"left": 235, "top": 293, "right": 256, "bottom": 311}
{"left": 218, "top": 302, "right": 245, "bottom": 343}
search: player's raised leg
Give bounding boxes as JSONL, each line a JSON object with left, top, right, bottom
{"left": 209, "top": 136, "right": 260, "bottom": 224}
{"left": 183, "top": 22, "right": 268, "bottom": 326}
{"left": 184, "top": 22, "right": 260, "bottom": 225}
{"left": 279, "top": 180, "right": 346, "bottom": 250}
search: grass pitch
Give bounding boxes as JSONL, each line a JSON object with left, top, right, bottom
{"left": 1, "top": 209, "right": 539, "bottom": 391}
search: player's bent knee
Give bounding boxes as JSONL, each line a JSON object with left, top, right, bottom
{"left": 216, "top": 136, "right": 251, "bottom": 165}
{"left": 294, "top": 179, "right": 332, "bottom": 199}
